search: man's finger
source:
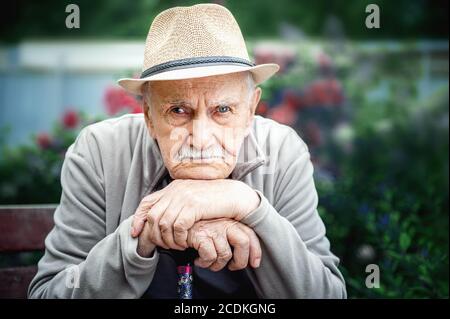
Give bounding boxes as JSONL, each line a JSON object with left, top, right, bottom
{"left": 195, "top": 238, "right": 217, "bottom": 268}
{"left": 131, "top": 191, "right": 164, "bottom": 237}
{"left": 159, "top": 202, "right": 185, "bottom": 250}
{"left": 227, "top": 226, "right": 250, "bottom": 271}
{"left": 173, "top": 206, "right": 198, "bottom": 248}
{"left": 147, "top": 200, "right": 170, "bottom": 249}
{"left": 131, "top": 213, "right": 148, "bottom": 238}
{"left": 238, "top": 224, "right": 262, "bottom": 268}
{"left": 209, "top": 234, "right": 233, "bottom": 272}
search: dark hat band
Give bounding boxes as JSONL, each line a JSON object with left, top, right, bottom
{"left": 140, "top": 56, "right": 255, "bottom": 79}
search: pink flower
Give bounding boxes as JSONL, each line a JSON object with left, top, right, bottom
{"left": 253, "top": 46, "right": 296, "bottom": 74}
{"left": 36, "top": 133, "right": 52, "bottom": 149}
{"left": 267, "top": 103, "right": 297, "bottom": 126}
{"left": 104, "top": 86, "right": 142, "bottom": 115}
{"left": 130, "top": 104, "right": 143, "bottom": 114}
{"left": 256, "top": 101, "right": 269, "bottom": 116}
{"left": 303, "top": 79, "right": 344, "bottom": 107}
{"left": 62, "top": 110, "right": 79, "bottom": 129}
{"left": 283, "top": 91, "right": 302, "bottom": 109}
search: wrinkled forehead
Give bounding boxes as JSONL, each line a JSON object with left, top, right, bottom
{"left": 148, "top": 72, "right": 250, "bottom": 102}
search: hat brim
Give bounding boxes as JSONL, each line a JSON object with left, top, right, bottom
{"left": 117, "top": 63, "right": 279, "bottom": 95}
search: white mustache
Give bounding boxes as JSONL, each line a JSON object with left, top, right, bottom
{"left": 175, "top": 145, "right": 227, "bottom": 161}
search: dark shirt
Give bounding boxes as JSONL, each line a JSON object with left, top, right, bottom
{"left": 142, "top": 247, "right": 258, "bottom": 298}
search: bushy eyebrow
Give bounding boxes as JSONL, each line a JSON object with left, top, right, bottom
{"left": 165, "top": 99, "right": 191, "bottom": 105}
{"left": 207, "top": 98, "right": 240, "bottom": 107}
{"left": 163, "top": 98, "right": 240, "bottom": 107}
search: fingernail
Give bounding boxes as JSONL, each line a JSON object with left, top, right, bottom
{"left": 254, "top": 258, "right": 261, "bottom": 268}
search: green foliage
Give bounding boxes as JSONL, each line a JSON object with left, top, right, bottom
{"left": 0, "top": 112, "right": 102, "bottom": 204}
{"left": 1, "top": 0, "right": 448, "bottom": 43}
{"left": 315, "top": 54, "right": 449, "bottom": 298}
{"left": 317, "top": 92, "right": 449, "bottom": 297}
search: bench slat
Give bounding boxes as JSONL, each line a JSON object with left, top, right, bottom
{"left": 0, "top": 206, "right": 56, "bottom": 252}
{"left": 0, "top": 266, "right": 38, "bottom": 298}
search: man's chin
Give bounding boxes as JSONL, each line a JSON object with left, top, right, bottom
{"left": 169, "top": 163, "right": 232, "bottom": 180}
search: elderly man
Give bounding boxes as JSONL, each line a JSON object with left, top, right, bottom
{"left": 29, "top": 4, "right": 346, "bottom": 298}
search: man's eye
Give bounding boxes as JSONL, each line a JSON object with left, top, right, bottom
{"left": 216, "top": 105, "right": 231, "bottom": 113}
{"left": 171, "top": 106, "right": 187, "bottom": 115}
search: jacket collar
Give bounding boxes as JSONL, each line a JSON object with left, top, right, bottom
{"left": 141, "top": 121, "right": 266, "bottom": 195}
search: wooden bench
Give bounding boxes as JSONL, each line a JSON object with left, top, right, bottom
{"left": 0, "top": 205, "right": 56, "bottom": 298}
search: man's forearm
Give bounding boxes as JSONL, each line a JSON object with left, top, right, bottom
{"left": 29, "top": 216, "right": 159, "bottom": 298}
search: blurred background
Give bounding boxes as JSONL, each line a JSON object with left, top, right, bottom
{"left": 0, "top": 0, "right": 448, "bottom": 298}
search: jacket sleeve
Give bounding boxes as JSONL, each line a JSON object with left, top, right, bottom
{"left": 241, "top": 129, "right": 347, "bottom": 299}
{"left": 28, "top": 127, "right": 159, "bottom": 298}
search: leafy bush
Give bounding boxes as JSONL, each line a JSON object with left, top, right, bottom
{"left": 318, "top": 87, "right": 449, "bottom": 298}
{"left": 0, "top": 87, "right": 141, "bottom": 204}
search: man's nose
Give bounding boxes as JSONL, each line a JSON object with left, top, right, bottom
{"left": 190, "top": 116, "right": 216, "bottom": 150}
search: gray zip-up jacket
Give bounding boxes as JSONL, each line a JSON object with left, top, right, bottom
{"left": 28, "top": 114, "right": 346, "bottom": 299}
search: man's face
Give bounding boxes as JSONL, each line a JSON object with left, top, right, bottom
{"left": 143, "top": 72, "right": 261, "bottom": 180}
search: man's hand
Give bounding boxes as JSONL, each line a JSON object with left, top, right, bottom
{"left": 136, "top": 217, "right": 261, "bottom": 271}
{"left": 131, "top": 179, "right": 260, "bottom": 249}
{"left": 187, "top": 218, "right": 261, "bottom": 271}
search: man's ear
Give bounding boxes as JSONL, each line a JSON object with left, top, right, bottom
{"left": 143, "top": 100, "right": 156, "bottom": 139}
{"left": 244, "top": 87, "right": 262, "bottom": 136}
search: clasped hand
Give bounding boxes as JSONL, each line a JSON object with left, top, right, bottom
{"left": 131, "top": 179, "right": 261, "bottom": 271}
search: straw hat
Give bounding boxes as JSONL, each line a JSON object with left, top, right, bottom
{"left": 118, "top": 3, "right": 279, "bottom": 95}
